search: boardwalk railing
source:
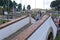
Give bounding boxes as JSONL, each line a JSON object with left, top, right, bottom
{"left": 12, "top": 14, "right": 57, "bottom": 40}
{"left": 0, "top": 15, "right": 35, "bottom": 40}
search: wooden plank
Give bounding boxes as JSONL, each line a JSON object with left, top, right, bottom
{"left": 12, "top": 14, "right": 50, "bottom": 40}
{"left": 0, "top": 15, "right": 28, "bottom": 29}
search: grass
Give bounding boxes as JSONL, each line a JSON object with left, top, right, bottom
{"left": 31, "top": 13, "right": 37, "bottom": 18}
{"left": 0, "top": 14, "right": 4, "bottom": 16}
{"left": 0, "top": 15, "right": 4, "bottom": 17}
{"left": 52, "top": 14, "right": 60, "bottom": 17}
{"left": 55, "top": 32, "right": 60, "bottom": 40}
{"left": 0, "top": 20, "right": 8, "bottom": 24}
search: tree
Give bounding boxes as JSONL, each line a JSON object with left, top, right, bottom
{"left": 50, "top": 1, "right": 60, "bottom": 11}
{"left": 0, "top": 0, "right": 13, "bottom": 11}
{"left": 27, "top": 5, "right": 31, "bottom": 10}
{"left": 13, "top": 1, "right": 17, "bottom": 9}
{"left": 18, "top": 3, "right": 22, "bottom": 11}
{"left": 56, "top": 0, "right": 60, "bottom": 1}
{"left": 0, "top": 0, "right": 4, "bottom": 6}
{"left": 7, "top": 0, "right": 13, "bottom": 12}
{"left": 9, "top": 0, "right": 13, "bottom": 9}
{"left": 23, "top": 5, "right": 25, "bottom": 11}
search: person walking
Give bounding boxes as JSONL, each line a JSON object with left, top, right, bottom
{"left": 35, "top": 11, "right": 41, "bottom": 21}
{"left": 58, "top": 16, "right": 60, "bottom": 27}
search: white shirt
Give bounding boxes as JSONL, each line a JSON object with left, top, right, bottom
{"left": 4, "top": 11, "right": 8, "bottom": 15}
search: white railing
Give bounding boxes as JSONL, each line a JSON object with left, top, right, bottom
{"left": 12, "top": 14, "right": 57, "bottom": 40}
{"left": 0, "top": 16, "right": 35, "bottom": 40}
{"left": 28, "top": 17, "right": 57, "bottom": 40}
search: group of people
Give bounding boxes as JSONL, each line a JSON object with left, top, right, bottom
{"left": 34, "top": 11, "right": 60, "bottom": 28}
{"left": 54, "top": 16, "right": 60, "bottom": 27}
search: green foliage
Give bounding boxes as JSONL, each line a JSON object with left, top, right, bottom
{"left": 27, "top": 5, "right": 31, "bottom": 10}
{"left": 2, "top": 0, "right": 13, "bottom": 8}
{"left": 18, "top": 3, "right": 22, "bottom": 11}
{"left": 23, "top": 5, "right": 25, "bottom": 11}
{"left": 31, "top": 13, "right": 36, "bottom": 18}
{"left": 0, "top": 20, "right": 8, "bottom": 24}
{"left": 0, "top": 0, "right": 4, "bottom": 6}
{"left": 55, "top": 32, "right": 60, "bottom": 40}
{"left": 50, "top": 0, "right": 60, "bottom": 11}
{"left": 0, "top": 0, "right": 17, "bottom": 12}
{"left": 13, "top": 1, "right": 17, "bottom": 9}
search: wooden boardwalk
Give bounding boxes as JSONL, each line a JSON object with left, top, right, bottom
{"left": 3, "top": 23, "right": 32, "bottom": 40}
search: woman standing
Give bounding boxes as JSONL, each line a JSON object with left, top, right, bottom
{"left": 35, "top": 11, "right": 41, "bottom": 21}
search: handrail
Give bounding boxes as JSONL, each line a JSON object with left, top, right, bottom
{"left": 12, "top": 14, "right": 50, "bottom": 40}
{"left": 0, "top": 15, "right": 28, "bottom": 29}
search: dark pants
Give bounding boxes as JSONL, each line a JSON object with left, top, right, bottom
{"left": 36, "top": 18, "right": 39, "bottom": 21}
{"left": 58, "top": 24, "right": 60, "bottom": 27}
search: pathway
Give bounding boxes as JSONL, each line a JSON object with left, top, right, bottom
{"left": 3, "top": 23, "right": 32, "bottom": 40}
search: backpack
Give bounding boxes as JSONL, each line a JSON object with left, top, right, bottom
{"left": 58, "top": 19, "right": 60, "bottom": 24}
